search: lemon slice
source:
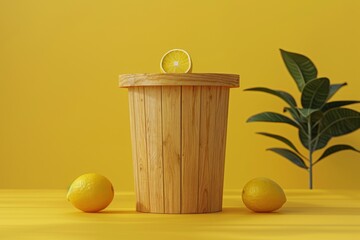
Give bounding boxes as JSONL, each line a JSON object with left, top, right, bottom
{"left": 160, "top": 49, "right": 192, "bottom": 73}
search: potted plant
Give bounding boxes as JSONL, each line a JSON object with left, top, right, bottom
{"left": 246, "top": 49, "right": 360, "bottom": 189}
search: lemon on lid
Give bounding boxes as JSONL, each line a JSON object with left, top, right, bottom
{"left": 160, "top": 49, "right": 192, "bottom": 73}
{"left": 67, "top": 173, "right": 114, "bottom": 213}
{"left": 242, "top": 177, "right": 286, "bottom": 213}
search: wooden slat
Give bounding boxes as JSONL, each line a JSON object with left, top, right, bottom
{"left": 132, "top": 87, "right": 150, "bottom": 212}
{"left": 198, "top": 86, "right": 218, "bottom": 213}
{"left": 119, "top": 73, "right": 240, "bottom": 88}
{"left": 128, "top": 88, "right": 140, "bottom": 210}
{"left": 210, "top": 87, "right": 230, "bottom": 212}
{"left": 162, "top": 86, "right": 181, "bottom": 213}
{"left": 181, "top": 86, "right": 201, "bottom": 213}
{"left": 144, "top": 86, "right": 164, "bottom": 213}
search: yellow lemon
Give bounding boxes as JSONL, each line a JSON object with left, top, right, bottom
{"left": 67, "top": 173, "right": 114, "bottom": 213}
{"left": 160, "top": 49, "right": 192, "bottom": 73}
{"left": 242, "top": 177, "right": 286, "bottom": 213}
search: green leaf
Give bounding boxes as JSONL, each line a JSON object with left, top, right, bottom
{"left": 247, "top": 112, "right": 299, "bottom": 128}
{"left": 244, "top": 87, "right": 297, "bottom": 107}
{"left": 310, "top": 111, "right": 324, "bottom": 127}
{"left": 327, "top": 83, "right": 347, "bottom": 100}
{"left": 267, "top": 148, "right": 308, "bottom": 169}
{"left": 301, "top": 78, "right": 330, "bottom": 109}
{"left": 284, "top": 107, "right": 308, "bottom": 136}
{"left": 314, "top": 144, "right": 360, "bottom": 165}
{"left": 322, "top": 100, "right": 360, "bottom": 112}
{"left": 313, "top": 134, "right": 332, "bottom": 151}
{"left": 297, "top": 108, "right": 319, "bottom": 118}
{"left": 318, "top": 108, "right": 360, "bottom": 137}
{"left": 280, "top": 49, "right": 318, "bottom": 92}
{"left": 284, "top": 107, "right": 304, "bottom": 124}
{"left": 299, "top": 128, "right": 331, "bottom": 151}
{"left": 257, "top": 132, "right": 304, "bottom": 156}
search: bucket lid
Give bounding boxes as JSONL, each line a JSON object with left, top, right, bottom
{"left": 119, "top": 73, "right": 239, "bottom": 88}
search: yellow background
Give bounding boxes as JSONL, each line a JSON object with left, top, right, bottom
{"left": 1, "top": 0, "right": 359, "bottom": 190}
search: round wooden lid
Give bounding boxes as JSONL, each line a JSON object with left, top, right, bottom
{"left": 119, "top": 73, "right": 239, "bottom": 88}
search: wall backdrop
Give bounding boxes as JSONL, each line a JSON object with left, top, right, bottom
{"left": 1, "top": 0, "right": 360, "bottom": 190}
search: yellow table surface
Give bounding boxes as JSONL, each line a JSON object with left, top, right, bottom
{"left": 1, "top": 189, "right": 360, "bottom": 240}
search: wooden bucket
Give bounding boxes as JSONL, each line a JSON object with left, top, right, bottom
{"left": 119, "top": 73, "right": 239, "bottom": 213}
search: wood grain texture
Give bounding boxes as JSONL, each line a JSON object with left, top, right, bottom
{"left": 119, "top": 73, "right": 239, "bottom": 88}
{"left": 198, "top": 86, "right": 218, "bottom": 213}
{"left": 128, "top": 88, "right": 140, "bottom": 210}
{"left": 210, "top": 87, "right": 230, "bottom": 212}
{"left": 181, "top": 86, "right": 201, "bottom": 213}
{"left": 125, "top": 74, "right": 237, "bottom": 213}
{"left": 162, "top": 86, "right": 182, "bottom": 213}
{"left": 132, "top": 87, "right": 150, "bottom": 212}
{"left": 144, "top": 86, "right": 164, "bottom": 213}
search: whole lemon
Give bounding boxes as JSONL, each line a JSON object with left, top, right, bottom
{"left": 242, "top": 177, "right": 286, "bottom": 213}
{"left": 67, "top": 173, "right": 114, "bottom": 213}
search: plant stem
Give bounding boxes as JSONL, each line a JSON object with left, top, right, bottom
{"left": 307, "top": 117, "right": 313, "bottom": 190}
{"left": 309, "top": 151, "right": 313, "bottom": 189}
